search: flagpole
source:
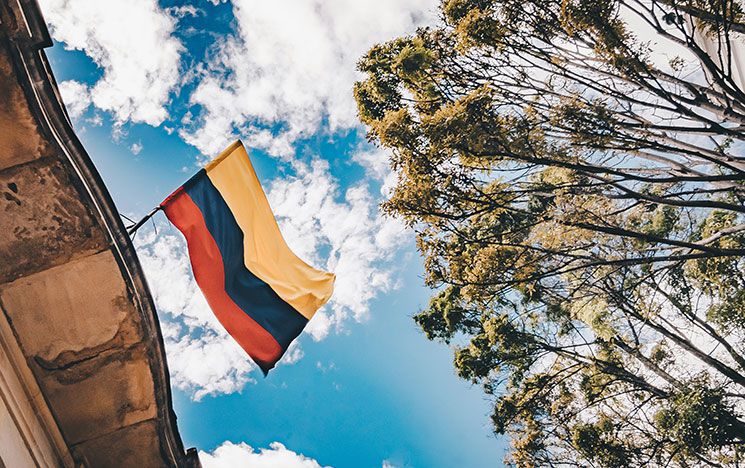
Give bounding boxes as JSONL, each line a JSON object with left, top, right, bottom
{"left": 124, "top": 142, "right": 237, "bottom": 237}
{"left": 123, "top": 163, "right": 204, "bottom": 237}
{"left": 126, "top": 206, "right": 162, "bottom": 236}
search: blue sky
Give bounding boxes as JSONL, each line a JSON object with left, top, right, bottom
{"left": 41, "top": 0, "right": 506, "bottom": 466}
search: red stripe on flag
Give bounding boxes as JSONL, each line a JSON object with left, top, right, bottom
{"left": 162, "top": 190, "right": 283, "bottom": 371}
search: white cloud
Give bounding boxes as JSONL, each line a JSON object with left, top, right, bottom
{"left": 87, "top": 113, "right": 103, "bottom": 127}
{"left": 167, "top": 5, "right": 203, "bottom": 19}
{"left": 162, "top": 321, "right": 256, "bottom": 401}
{"left": 267, "top": 159, "right": 409, "bottom": 340}
{"left": 382, "top": 461, "right": 399, "bottom": 468}
{"left": 279, "top": 341, "right": 304, "bottom": 366}
{"left": 40, "top": 0, "right": 183, "bottom": 126}
{"left": 352, "top": 147, "right": 398, "bottom": 197}
{"left": 58, "top": 80, "right": 91, "bottom": 119}
{"left": 352, "top": 148, "right": 390, "bottom": 182}
{"left": 180, "top": 0, "right": 436, "bottom": 157}
{"left": 129, "top": 142, "right": 143, "bottom": 155}
{"left": 316, "top": 361, "right": 336, "bottom": 373}
{"left": 200, "top": 441, "right": 330, "bottom": 468}
{"left": 135, "top": 231, "right": 256, "bottom": 401}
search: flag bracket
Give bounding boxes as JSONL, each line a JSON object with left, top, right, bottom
{"left": 125, "top": 206, "right": 162, "bottom": 236}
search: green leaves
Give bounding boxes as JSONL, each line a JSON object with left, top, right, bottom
{"left": 560, "top": 0, "right": 616, "bottom": 34}
{"left": 571, "top": 418, "right": 631, "bottom": 468}
{"left": 392, "top": 38, "right": 434, "bottom": 78}
{"left": 354, "top": 0, "right": 745, "bottom": 464}
{"left": 355, "top": 39, "right": 411, "bottom": 123}
{"left": 443, "top": 0, "right": 494, "bottom": 24}
{"left": 414, "top": 286, "right": 481, "bottom": 342}
{"left": 655, "top": 383, "right": 744, "bottom": 457}
{"left": 551, "top": 97, "right": 618, "bottom": 148}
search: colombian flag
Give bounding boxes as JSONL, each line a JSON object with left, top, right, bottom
{"left": 161, "top": 140, "right": 335, "bottom": 374}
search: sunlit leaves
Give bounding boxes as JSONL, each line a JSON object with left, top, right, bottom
{"left": 354, "top": 0, "right": 745, "bottom": 463}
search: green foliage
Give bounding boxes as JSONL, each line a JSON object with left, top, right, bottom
{"left": 655, "top": 383, "right": 743, "bottom": 457}
{"left": 355, "top": 0, "right": 745, "bottom": 464}
{"left": 570, "top": 296, "right": 615, "bottom": 340}
{"left": 443, "top": 0, "right": 492, "bottom": 23}
{"left": 414, "top": 287, "right": 480, "bottom": 342}
{"left": 688, "top": 211, "right": 745, "bottom": 291}
{"left": 571, "top": 417, "right": 631, "bottom": 468}
{"left": 552, "top": 98, "right": 618, "bottom": 148}
{"left": 707, "top": 288, "right": 745, "bottom": 329}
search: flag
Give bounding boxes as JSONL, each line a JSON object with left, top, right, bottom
{"left": 161, "top": 140, "right": 335, "bottom": 374}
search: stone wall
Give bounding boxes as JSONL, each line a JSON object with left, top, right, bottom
{"left": 0, "top": 1, "right": 198, "bottom": 466}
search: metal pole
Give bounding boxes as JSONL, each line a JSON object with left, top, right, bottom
{"left": 126, "top": 206, "right": 162, "bottom": 236}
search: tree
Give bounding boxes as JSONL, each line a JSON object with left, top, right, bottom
{"left": 355, "top": 0, "right": 745, "bottom": 465}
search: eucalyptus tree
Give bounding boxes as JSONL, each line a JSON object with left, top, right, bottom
{"left": 355, "top": 0, "right": 745, "bottom": 465}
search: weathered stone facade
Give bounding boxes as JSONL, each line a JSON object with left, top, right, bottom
{"left": 0, "top": 1, "right": 198, "bottom": 466}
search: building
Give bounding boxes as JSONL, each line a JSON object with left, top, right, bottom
{"left": 0, "top": 0, "right": 200, "bottom": 466}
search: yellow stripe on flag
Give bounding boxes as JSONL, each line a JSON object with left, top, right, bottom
{"left": 205, "top": 141, "right": 335, "bottom": 320}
